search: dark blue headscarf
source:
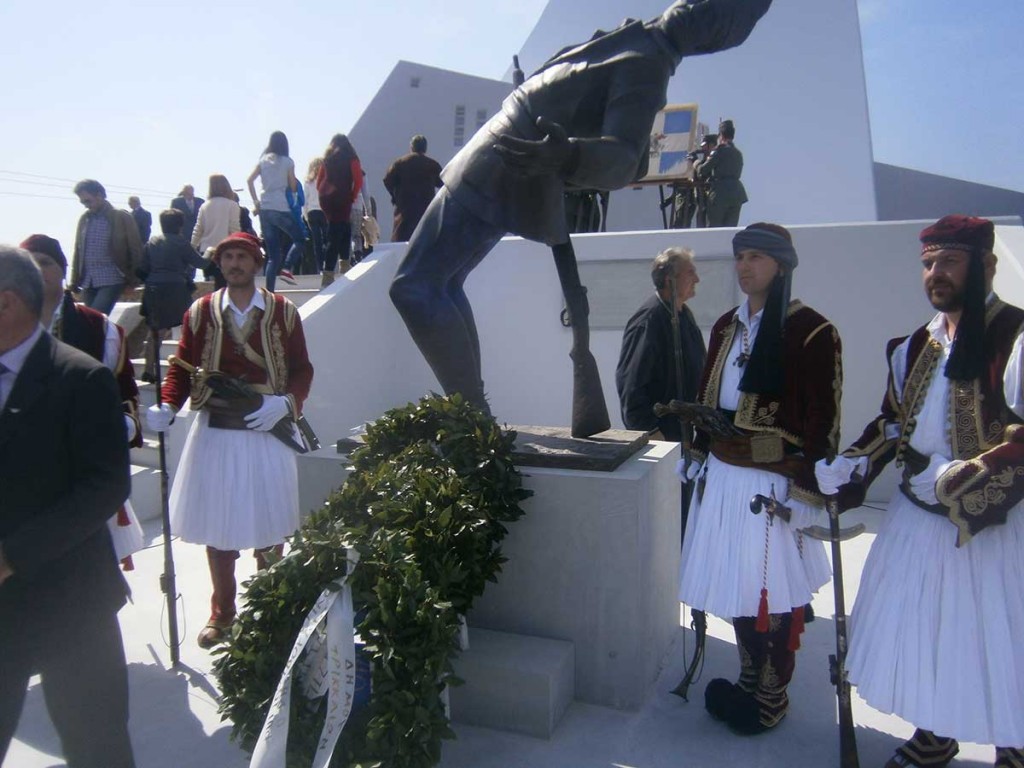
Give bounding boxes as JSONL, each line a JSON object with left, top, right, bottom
{"left": 733, "top": 224, "right": 798, "bottom": 397}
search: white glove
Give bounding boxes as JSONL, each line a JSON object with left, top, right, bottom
{"left": 244, "top": 395, "right": 290, "bottom": 432}
{"left": 146, "top": 403, "right": 175, "bottom": 433}
{"left": 675, "top": 458, "right": 705, "bottom": 483}
{"left": 814, "top": 455, "right": 866, "bottom": 496}
{"left": 124, "top": 414, "right": 138, "bottom": 443}
{"left": 910, "top": 454, "right": 962, "bottom": 505}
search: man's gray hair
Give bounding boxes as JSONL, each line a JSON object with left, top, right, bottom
{"left": 651, "top": 246, "right": 694, "bottom": 290}
{"left": 0, "top": 246, "right": 44, "bottom": 318}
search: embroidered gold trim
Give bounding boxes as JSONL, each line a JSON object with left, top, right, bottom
{"left": 790, "top": 485, "right": 824, "bottom": 508}
{"left": 190, "top": 291, "right": 224, "bottom": 411}
{"left": 896, "top": 336, "right": 941, "bottom": 465}
{"left": 803, "top": 321, "right": 833, "bottom": 347}
{"left": 950, "top": 379, "right": 986, "bottom": 459}
{"left": 701, "top": 318, "right": 737, "bottom": 410}
{"left": 827, "top": 325, "right": 842, "bottom": 455}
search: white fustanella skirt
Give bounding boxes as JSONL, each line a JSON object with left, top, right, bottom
{"left": 169, "top": 411, "right": 300, "bottom": 551}
{"left": 679, "top": 455, "right": 831, "bottom": 618}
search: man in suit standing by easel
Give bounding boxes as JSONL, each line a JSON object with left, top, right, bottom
{"left": 0, "top": 246, "right": 136, "bottom": 767}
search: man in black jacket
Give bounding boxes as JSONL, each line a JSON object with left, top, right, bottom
{"left": 0, "top": 246, "right": 135, "bottom": 767}
{"left": 617, "top": 247, "right": 705, "bottom": 441}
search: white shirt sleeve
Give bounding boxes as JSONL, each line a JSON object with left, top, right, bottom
{"left": 1004, "top": 331, "right": 1024, "bottom": 419}
{"left": 889, "top": 337, "right": 911, "bottom": 406}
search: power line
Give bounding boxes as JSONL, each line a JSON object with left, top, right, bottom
{"left": 0, "top": 190, "right": 154, "bottom": 204}
{"left": 0, "top": 191, "right": 78, "bottom": 200}
{"left": 0, "top": 169, "right": 178, "bottom": 197}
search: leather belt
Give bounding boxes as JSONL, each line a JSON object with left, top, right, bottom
{"left": 709, "top": 432, "right": 804, "bottom": 480}
{"left": 205, "top": 395, "right": 262, "bottom": 431}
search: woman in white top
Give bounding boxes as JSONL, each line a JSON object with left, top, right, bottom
{"left": 247, "top": 130, "right": 303, "bottom": 291}
{"left": 303, "top": 158, "right": 328, "bottom": 282}
{"left": 191, "top": 174, "right": 240, "bottom": 288}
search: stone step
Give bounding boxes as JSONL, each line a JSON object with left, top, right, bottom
{"left": 449, "top": 628, "right": 574, "bottom": 739}
{"left": 131, "top": 437, "right": 162, "bottom": 469}
{"left": 129, "top": 465, "right": 163, "bottom": 523}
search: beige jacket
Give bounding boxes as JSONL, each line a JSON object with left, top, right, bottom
{"left": 71, "top": 200, "right": 143, "bottom": 289}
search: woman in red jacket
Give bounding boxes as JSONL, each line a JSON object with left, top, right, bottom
{"left": 316, "top": 134, "right": 362, "bottom": 285}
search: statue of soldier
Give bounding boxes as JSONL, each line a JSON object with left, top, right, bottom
{"left": 390, "top": 0, "right": 772, "bottom": 435}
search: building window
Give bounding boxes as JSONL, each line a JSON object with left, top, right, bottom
{"left": 476, "top": 109, "right": 488, "bottom": 130}
{"left": 454, "top": 105, "right": 466, "bottom": 147}
{"left": 410, "top": 77, "right": 421, "bottom": 88}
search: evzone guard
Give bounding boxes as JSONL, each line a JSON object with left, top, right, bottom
{"left": 146, "top": 232, "right": 314, "bottom": 648}
{"left": 817, "top": 215, "right": 1024, "bottom": 768}
{"left": 678, "top": 223, "right": 843, "bottom": 734}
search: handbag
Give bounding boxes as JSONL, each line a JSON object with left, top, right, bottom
{"left": 360, "top": 212, "right": 380, "bottom": 246}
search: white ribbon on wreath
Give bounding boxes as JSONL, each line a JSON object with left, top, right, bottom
{"left": 250, "top": 549, "right": 360, "bottom": 768}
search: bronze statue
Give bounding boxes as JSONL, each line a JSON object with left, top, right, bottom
{"left": 390, "top": 0, "right": 773, "bottom": 436}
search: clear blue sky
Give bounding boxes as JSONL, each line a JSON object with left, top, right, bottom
{"left": 858, "top": 0, "right": 1023, "bottom": 190}
{"left": 0, "top": 0, "right": 1020, "bottom": 251}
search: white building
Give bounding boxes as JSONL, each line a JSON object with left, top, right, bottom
{"left": 350, "top": 0, "right": 1023, "bottom": 239}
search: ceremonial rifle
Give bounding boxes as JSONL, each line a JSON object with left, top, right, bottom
{"left": 824, "top": 451, "right": 862, "bottom": 768}
{"left": 749, "top": 459, "right": 862, "bottom": 768}
{"left": 552, "top": 240, "right": 611, "bottom": 438}
{"left": 154, "top": 333, "right": 180, "bottom": 667}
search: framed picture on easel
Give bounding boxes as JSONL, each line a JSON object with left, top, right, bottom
{"left": 639, "top": 103, "right": 701, "bottom": 184}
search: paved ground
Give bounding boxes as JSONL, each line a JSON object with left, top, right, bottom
{"left": 8, "top": 507, "right": 997, "bottom": 768}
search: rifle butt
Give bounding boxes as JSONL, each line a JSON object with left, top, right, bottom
{"left": 837, "top": 682, "right": 860, "bottom": 768}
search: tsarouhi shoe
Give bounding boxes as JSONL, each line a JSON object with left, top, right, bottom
{"left": 704, "top": 678, "right": 768, "bottom": 735}
{"left": 197, "top": 621, "right": 232, "bottom": 649}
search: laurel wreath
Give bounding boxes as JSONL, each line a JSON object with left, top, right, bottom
{"left": 214, "top": 394, "right": 530, "bottom": 767}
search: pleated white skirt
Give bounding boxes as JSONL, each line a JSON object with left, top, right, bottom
{"left": 169, "top": 412, "right": 300, "bottom": 551}
{"left": 679, "top": 455, "right": 831, "bottom": 618}
{"left": 848, "top": 493, "right": 1024, "bottom": 746}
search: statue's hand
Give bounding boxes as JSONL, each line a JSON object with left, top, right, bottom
{"left": 494, "top": 117, "right": 580, "bottom": 177}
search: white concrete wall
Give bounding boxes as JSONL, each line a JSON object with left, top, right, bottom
{"left": 348, "top": 2, "right": 877, "bottom": 235}
{"left": 300, "top": 217, "right": 1024, "bottom": 503}
{"left": 348, "top": 61, "right": 513, "bottom": 238}
{"left": 511, "top": 0, "right": 878, "bottom": 229}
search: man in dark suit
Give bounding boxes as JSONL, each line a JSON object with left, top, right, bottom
{"left": 390, "top": 0, "right": 772, "bottom": 411}
{"left": 383, "top": 134, "right": 443, "bottom": 242}
{"left": 170, "top": 184, "right": 204, "bottom": 241}
{"left": 0, "top": 246, "right": 135, "bottom": 767}
{"left": 696, "top": 119, "right": 748, "bottom": 227}
{"left": 128, "top": 196, "right": 152, "bottom": 244}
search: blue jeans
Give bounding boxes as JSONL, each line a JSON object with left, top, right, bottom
{"left": 259, "top": 209, "right": 304, "bottom": 291}
{"left": 82, "top": 283, "right": 124, "bottom": 315}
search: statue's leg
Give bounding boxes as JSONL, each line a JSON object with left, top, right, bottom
{"left": 449, "top": 248, "right": 493, "bottom": 389}
{"left": 390, "top": 190, "right": 504, "bottom": 412}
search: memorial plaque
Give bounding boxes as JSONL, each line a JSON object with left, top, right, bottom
{"left": 509, "top": 426, "right": 649, "bottom": 472}
{"left": 340, "top": 426, "right": 651, "bottom": 472}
